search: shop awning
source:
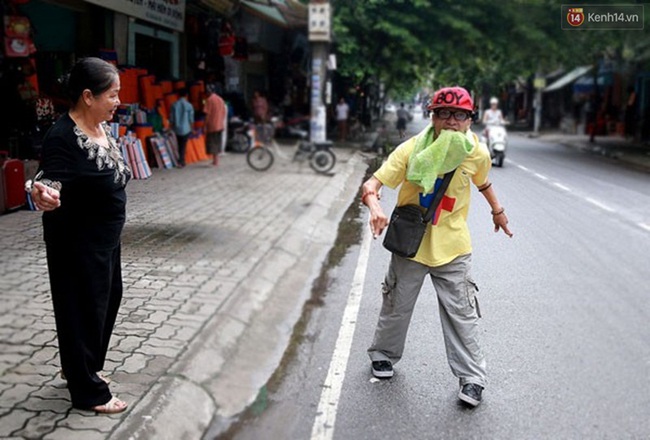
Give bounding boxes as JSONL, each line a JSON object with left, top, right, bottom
{"left": 274, "top": 0, "right": 308, "bottom": 28}
{"left": 544, "top": 65, "right": 593, "bottom": 93}
{"left": 241, "top": 0, "right": 288, "bottom": 28}
{"left": 200, "top": 0, "right": 237, "bottom": 15}
{"left": 573, "top": 72, "right": 613, "bottom": 94}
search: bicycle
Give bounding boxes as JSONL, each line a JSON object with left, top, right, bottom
{"left": 246, "top": 122, "right": 336, "bottom": 174}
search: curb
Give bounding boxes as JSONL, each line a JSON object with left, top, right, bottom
{"left": 109, "top": 151, "right": 369, "bottom": 440}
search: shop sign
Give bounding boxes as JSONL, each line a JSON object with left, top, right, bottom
{"left": 533, "top": 77, "right": 546, "bottom": 89}
{"left": 84, "top": 0, "right": 186, "bottom": 32}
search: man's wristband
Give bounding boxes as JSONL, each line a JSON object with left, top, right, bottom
{"left": 478, "top": 182, "right": 492, "bottom": 192}
{"left": 361, "top": 190, "right": 377, "bottom": 205}
{"left": 491, "top": 207, "right": 505, "bottom": 216}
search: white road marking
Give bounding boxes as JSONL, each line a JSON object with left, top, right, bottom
{"left": 585, "top": 197, "right": 615, "bottom": 213}
{"left": 553, "top": 182, "right": 571, "bottom": 192}
{"left": 310, "top": 224, "right": 372, "bottom": 440}
{"left": 512, "top": 160, "right": 643, "bottom": 228}
{"left": 638, "top": 222, "right": 650, "bottom": 232}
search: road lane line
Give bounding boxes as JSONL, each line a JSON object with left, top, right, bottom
{"left": 517, "top": 164, "right": 530, "bottom": 172}
{"left": 310, "top": 224, "right": 372, "bottom": 440}
{"left": 638, "top": 222, "right": 650, "bottom": 232}
{"left": 553, "top": 182, "right": 571, "bottom": 192}
{"left": 585, "top": 197, "right": 615, "bottom": 213}
{"left": 534, "top": 173, "right": 548, "bottom": 180}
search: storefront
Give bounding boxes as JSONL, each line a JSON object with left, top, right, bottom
{"left": 0, "top": 0, "right": 187, "bottom": 159}
{"left": 1, "top": 0, "right": 308, "bottom": 189}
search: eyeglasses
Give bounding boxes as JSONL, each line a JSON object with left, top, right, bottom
{"left": 433, "top": 109, "right": 471, "bottom": 121}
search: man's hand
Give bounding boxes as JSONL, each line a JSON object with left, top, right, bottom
{"left": 493, "top": 211, "right": 513, "bottom": 237}
{"left": 361, "top": 176, "right": 387, "bottom": 239}
{"left": 369, "top": 208, "right": 389, "bottom": 239}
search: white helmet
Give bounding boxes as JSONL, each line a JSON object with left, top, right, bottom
{"left": 489, "top": 97, "right": 499, "bottom": 105}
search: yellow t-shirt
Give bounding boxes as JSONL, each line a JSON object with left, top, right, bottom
{"left": 375, "top": 130, "right": 491, "bottom": 267}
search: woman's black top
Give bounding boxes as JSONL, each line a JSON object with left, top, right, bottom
{"left": 40, "top": 113, "right": 131, "bottom": 250}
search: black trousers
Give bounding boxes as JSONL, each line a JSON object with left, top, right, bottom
{"left": 46, "top": 243, "right": 123, "bottom": 408}
{"left": 176, "top": 133, "right": 189, "bottom": 166}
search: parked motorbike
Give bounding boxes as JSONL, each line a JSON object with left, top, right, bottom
{"left": 481, "top": 122, "right": 508, "bottom": 167}
{"left": 226, "top": 116, "right": 252, "bottom": 153}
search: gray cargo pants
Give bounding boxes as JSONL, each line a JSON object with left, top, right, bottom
{"left": 367, "top": 253, "right": 487, "bottom": 388}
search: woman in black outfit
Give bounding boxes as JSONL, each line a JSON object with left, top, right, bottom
{"left": 28, "top": 57, "right": 130, "bottom": 414}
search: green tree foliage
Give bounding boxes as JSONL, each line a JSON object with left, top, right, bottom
{"left": 331, "top": 0, "right": 638, "bottom": 93}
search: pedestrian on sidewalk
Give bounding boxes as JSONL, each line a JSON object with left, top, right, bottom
{"left": 336, "top": 97, "right": 350, "bottom": 142}
{"left": 624, "top": 85, "right": 637, "bottom": 140}
{"left": 26, "top": 57, "right": 131, "bottom": 414}
{"left": 361, "top": 86, "right": 513, "bottom": 408}
{"left": 396, "top": 102, "right": 411, "bottom": 138}
{"left": 203, "top": 83, "right": 227, "bottom": 166}
{"left": 169, "top": 87, "right": 194, "bottom": 167}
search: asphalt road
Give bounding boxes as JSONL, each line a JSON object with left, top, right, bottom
{"left": 221, "top": 115, "right": 650, "bottom": 440}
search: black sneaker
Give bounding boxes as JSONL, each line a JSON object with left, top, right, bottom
{"left": 458, "top": 383, "right": 483, "bottom": 407}
{"left": 371, "top": 360, "right": 394, "bottom": 378}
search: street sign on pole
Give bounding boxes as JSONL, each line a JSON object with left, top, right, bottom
{"left": 309, "top": 1, "right": 331, "bottom": 143}
{"left": 308, "top": 2, "right": 331, "bottom": 42}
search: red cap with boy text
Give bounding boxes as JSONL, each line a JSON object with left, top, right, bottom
{"left": 427, "top": 86, "right": 474, "bottom": 112}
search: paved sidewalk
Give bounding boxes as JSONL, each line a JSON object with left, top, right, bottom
{"left": 524, "top": 130, "right": 650, "bottom": 173}
{"left": 0, "top": 143, "right": 370, "bottom": 440}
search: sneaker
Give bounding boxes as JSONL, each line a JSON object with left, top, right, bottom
{"left": 458, "top": 383, "right": 483, "bottom": 407}
{"left": 371, "top": 360, "right": 394, "bottom": 378}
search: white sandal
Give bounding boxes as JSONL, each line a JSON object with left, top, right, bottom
{"left": 91, "top": 396, "right": 128, "bottom": 414}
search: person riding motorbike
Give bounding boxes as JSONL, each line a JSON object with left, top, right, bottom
{"left": 482, "top": 97, "right": 506, "bottom": 126}
{"left": 482, "top": 97, "right": 508, "bottom": 167}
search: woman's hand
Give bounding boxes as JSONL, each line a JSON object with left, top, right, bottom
{"left": 31, "top": 181, "right": 61, "bottom": 211}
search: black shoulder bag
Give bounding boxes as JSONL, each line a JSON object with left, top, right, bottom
{"left": 382, "top": 169, "right": 456, "bottom": 258}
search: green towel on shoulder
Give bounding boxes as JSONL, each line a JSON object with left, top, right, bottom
{"left": 406, "top": 126, "right": 475, "bottom": 193}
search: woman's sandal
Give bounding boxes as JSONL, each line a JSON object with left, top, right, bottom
{"left": 91, "top": 397, "right": 128, "bottom": 414}
{"left": 60, "top": 370, "right": 111, "bottom": 384}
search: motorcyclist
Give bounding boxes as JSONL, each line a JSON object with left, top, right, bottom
{"left": 481, "top": 97, "right": 509, "bottom": 166}
{"left": 482, "top": 97, "right": 506, "bottom": 126}
{"left": 481, "top": 97, "right": 506, "bottom": 147}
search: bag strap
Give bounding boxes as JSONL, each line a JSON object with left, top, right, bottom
{"left": 423, "top": 169, "right": 456, "bottom": 223}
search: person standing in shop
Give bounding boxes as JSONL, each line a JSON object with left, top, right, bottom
{"left": 252, "top": 89, "right": 269, "bottom": 123}
{"left": 336, "top": 97, "right": 350, "bottom": 142}
{"left": 27, "top": 57, "right": 131, "bottom": 414}
{"left": 169, "top": 87, "right": 194, "bottom": 167}
{"left": 203, "top": 83, "right": 227, "bottom": 166}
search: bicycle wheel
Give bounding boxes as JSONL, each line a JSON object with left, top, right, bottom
{"left": 246, "top": 146, "right": 274, "bottom": 171}
{"left": 309, "top": 149, "right": 336, "bottom": 174}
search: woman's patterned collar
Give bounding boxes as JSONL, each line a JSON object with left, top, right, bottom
{"left": 73, "top": 123, "right": 131, "bottom": 185}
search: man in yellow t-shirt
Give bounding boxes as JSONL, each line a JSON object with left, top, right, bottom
{"left": 361, "top": 86, "right": 513, "bottom": 408}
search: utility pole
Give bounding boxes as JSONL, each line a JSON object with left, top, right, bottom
{"left": 308, "top": 0, "right": 331, "bottom": 144}
{"left": 533, "top": 71, "right": 546, "bottom": 136}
